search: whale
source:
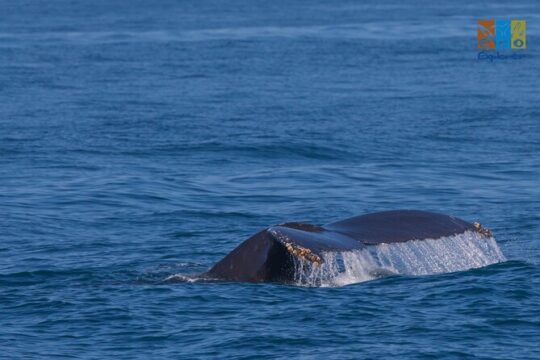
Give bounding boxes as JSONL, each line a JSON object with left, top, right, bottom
{"left": 206, "top": 210, "right": 494, "bottom": 283}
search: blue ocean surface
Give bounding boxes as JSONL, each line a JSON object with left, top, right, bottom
{"left": 1, "top": 0, "right": 540, "bottom": 358}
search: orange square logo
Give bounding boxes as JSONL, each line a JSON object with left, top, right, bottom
{"left": 478, "top": 19, "right": 495, "bottom": 49}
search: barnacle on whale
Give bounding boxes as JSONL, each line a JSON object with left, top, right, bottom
{"left": 473, "top": 222, "right": 493, "bottom": 237}
{"left": 284, "top": 241, "right": 322, "bottom": 265}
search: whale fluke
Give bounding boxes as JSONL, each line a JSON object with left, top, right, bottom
{"left": 206, "top": 210, "right": 494, "bottom": 283}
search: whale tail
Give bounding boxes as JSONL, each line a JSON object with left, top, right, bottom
{"left": 205, "top": 210, "right": 496, "bottom": 283}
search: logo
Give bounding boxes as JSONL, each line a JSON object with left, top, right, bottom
{"left": 477, "top": 19, "right": 527, "bottom": 61}
{"left": 477, "top": 19, "right": 526, "bottom": 49}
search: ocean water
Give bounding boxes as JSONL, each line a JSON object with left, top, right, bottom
{"left": 1, "top": 0, "right": 540, "bottom": 358}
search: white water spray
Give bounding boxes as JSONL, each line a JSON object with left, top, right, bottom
{"left": 292, "top": 231, "right": 506, "bottom": 287}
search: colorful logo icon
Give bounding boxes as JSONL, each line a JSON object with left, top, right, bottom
{"left": 478, "top": 19, "right": 526, "bottom": 49}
